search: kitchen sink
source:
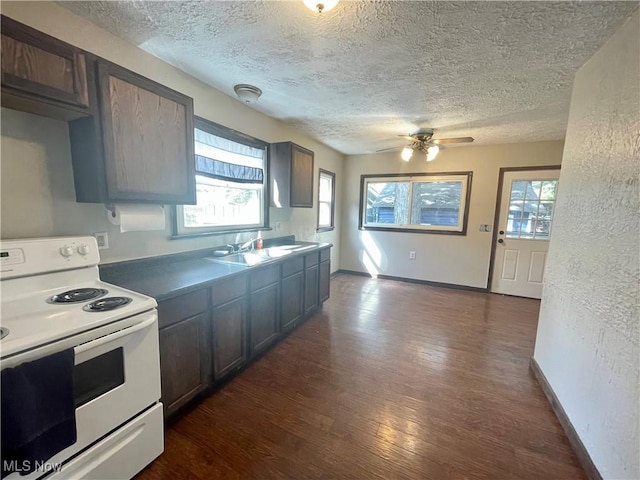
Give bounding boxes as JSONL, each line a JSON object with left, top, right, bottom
{"left": 211, "top": 247, "right": 292, "bottom": 267}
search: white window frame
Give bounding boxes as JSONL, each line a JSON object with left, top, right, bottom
{"left": 359, "top": 172, "right": 472, "bottom": 235}
{"left": 317, "top": 169, "right": 336, "bottom": 232}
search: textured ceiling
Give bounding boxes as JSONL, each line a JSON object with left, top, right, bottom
{"left": 58, "top": 1, "right": 637, "bottom": 155}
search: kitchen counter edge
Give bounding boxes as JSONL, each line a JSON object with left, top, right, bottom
{"left": 100, "top": 242, "right": 333, "bottom": 302}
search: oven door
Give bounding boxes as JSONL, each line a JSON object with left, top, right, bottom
{"left": 73, "top": 310, "right": 161, "bottom": 446}
{"left": 4, "top": 310, "right": 162, "bottom": 480}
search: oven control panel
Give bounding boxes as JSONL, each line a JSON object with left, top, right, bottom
{"left": 0, "top": 236, "right": 100, "bottom": 279}
{"left": 0, "top": 248, "right": 25, "bottom": 266}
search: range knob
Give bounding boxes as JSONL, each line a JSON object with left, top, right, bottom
{"left": 77, "top": 244, "right": 90, "bottom": 256}
{"left": 60, "top": 246, "right": 75, "bottom": 258}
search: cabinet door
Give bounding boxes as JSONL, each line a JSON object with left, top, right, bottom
{"left": 250, "top": 282, "right": 280, "bottom": 356}
{"left": 319, "top": 260, "right": 331, "bottom": 304}
{"left": 212, "top": 296, "right": 248, "bottom": 381}
{"left": 290, "top": 144, "right": 314, "bottom": 207}
{"left": 97, "top": 61, "right": 196, "bottom": 204}
{"left": 159, "top": 312, "right": 211, "bottom": 418}
{"left": 281, "top": 271, "right": 304, "bottom": 332}
{"left": 304, "top": 264, "right": 319, "bottom": 316}
{"left": 1, "top": 16, "right": 89, "bottom": 118}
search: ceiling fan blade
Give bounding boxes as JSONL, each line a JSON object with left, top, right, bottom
{"left": 376, "top": 145, "right": 405, "bottom": 152}
{"left": 398, "top": 135, "right": 418, "bottom": 142}
{"left": 431, "top": 137, "right": 474, "bottom": 145}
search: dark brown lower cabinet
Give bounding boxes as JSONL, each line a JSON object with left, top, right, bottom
{"left": 211, "top": 296, "right": 248, "bottom": 381}
{"left": 250, "top": 282, "right": 280, "bottom": 357}
{"left": 158, "top": 312, "right": 211, "bottom": 418}
{"left": 281, "top": 270, "right": 304, "bottom": 332}
{"left": 304, "top": 263, "right": 319, "bottom": 315}
{"left": 157, "top": 248, "right": 331, "bottom": 420}
{"left": 319, "top": 259, "right": 331, "bottom": 304}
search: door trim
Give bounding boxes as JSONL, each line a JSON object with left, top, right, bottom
{"left": 487, "top": 165, "right": 561, "bottom": 293}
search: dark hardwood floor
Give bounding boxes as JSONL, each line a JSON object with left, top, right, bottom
{"left": 137, "top": 273, "right": 585, "bottom": 480}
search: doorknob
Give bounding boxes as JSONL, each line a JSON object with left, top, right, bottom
{"left": 498, "top": 239, "right": 504, "bottom": 244}
{"left": 499, "top": 230, "right": 505, "bottom": 235}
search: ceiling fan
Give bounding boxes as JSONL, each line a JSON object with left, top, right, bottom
{"left": 377, "top": 128, "right": 474, "bottom": 162}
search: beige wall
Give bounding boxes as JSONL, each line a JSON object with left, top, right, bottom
{"left": 534, "top": 11, "right": 639, "bottom": 479}
{"left": 340, "top": 141, "right": 564, "bottom": 288}
{"left": 0, "top": 1, "right": 344, "bottom": 267}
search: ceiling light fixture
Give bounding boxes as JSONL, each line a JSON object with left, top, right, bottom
{"left": 302, "top": 0, "right": 339, "bottom": 13}
{"left": 233, "top": 84, "right": 262, "bottom": 104}
{"left": 426, "top": 145, "right": 440, "bottom": 162}
{"left": 401, "top": 147, "right": 413, "bottom": 162}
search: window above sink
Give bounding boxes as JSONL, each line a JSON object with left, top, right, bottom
{"left": 174, "top": 118, "right": 270, "bottom": 238}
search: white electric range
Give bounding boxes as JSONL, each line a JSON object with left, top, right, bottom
{"left": 0, "top": 236, "right": 163, "bottom": 480}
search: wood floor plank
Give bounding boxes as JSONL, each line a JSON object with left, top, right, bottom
{"left": 136, "top": 273, "right": 586, "bottom": 480}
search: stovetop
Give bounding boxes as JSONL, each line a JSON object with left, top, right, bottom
{"left": 1, "top": 278, "right": 157, "bottom": 359}
{"left": 0, "top": 236, "right": 157, "bottom": 359}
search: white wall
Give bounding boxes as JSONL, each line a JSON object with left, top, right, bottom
{"left": 533, "top": 11, "right": 639, "bottom": 480}
{"left": 340, "top": 141, "right": 564, "bottom": 288}
{"left": 0, "top": 1, "right": 344, "bottom": 268}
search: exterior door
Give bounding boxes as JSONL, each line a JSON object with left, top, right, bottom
{"left": 491, "top": 169, "right": 560, "bottom": 298}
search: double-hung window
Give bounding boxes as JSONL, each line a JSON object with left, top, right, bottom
{"left": 359, "top": 172, "right": 472, "bottom": 235}
{"left": 317, "top": 169, "right": 336, "bottom": 232}
{"left": 175, "top": 118, "right": 268, "bottom": 236}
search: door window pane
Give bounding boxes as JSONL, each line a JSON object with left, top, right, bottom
{"left": 506, "top": 179, "right": 558, "bottom": 239}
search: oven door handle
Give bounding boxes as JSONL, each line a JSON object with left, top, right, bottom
{"left": 74, "top": 314, "right": 156, "bottom": 355}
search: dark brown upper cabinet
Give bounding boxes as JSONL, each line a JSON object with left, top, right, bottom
{"left": 69, "top": 60, "right": 196, "bottom": 204}
{"left": 1, "top": 15, "right": 91, "bottom": 120}
{"left": 0, "top": 16, "right": 196, "bottom": 205}
{"left": 270, "top": 142, "right": 314, "bottom": 208}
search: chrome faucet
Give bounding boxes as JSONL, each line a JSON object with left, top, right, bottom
{"left": 239, "top": 237, "right": 257, "bottom": 252}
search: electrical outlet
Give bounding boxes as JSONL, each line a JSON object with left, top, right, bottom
{"left": 409, "top": 251, "right": 416, "bottom": 260}
{"left": 275, "top": 222, "right": 282, "bottom": 230}
{"left": 94, "top": 232, "right": 109, "bottom": 249}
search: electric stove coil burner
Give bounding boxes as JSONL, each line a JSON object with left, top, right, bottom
{"left": 0, "top": 327, "right": 8, "bottom": 340}
{"left": 48, "top": 288, "right": 109, "bottom": 304}
{"left": 83, "top": 297, "right": 133, "bottom": 312}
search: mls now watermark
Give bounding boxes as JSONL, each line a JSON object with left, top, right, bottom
{"left": 3, "top": 460, "right": 62, "bottom": 474}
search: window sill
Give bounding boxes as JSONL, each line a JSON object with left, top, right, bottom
{"left": 359, "top": 226, "right": 466, "bottom": 236}
{"left": 171, "top": 226, "right": 272, "bottom": 240}
{"left": 316, "top": 226, "right": 335, "bottom": 233}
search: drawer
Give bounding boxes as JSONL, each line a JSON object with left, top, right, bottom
{"left": 211, "top": 274, "right": 248, "bottom": 307}
{"left": 304, "top": 252, "right": 319, "bottom": 268}
{"left": 282, "top": 256, "right": 304, "bottom": 277}
{"left": 158, "top": 289, "right": 207, "bottom": 329}
{"left": 251, "top": 264, "right": 280, "bottom": 291}
{"left": 320, "top": 248, "right": 331, "bottom": 263}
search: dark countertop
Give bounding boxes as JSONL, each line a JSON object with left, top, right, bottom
{"left": 100, "top": 241, "right": 332, "bottom": 302}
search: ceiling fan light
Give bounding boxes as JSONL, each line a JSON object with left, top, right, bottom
{"left": 426, "top": 145, "right": 439, "bottom": 162}
{"left": 302, "top": 0, "right": 339, "bottom": 13}
{"left": 401, "top": 147, "right": 413, "bottom": 162}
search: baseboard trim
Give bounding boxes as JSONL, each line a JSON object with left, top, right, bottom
{"left": 336, "top": 269, "right": 371, "bottom": 278}
{"left": 529, "top": 357, "right": 602, "bottom": 480}
{"left": 335, "top": 269, "right": 487, "bottom": 293}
